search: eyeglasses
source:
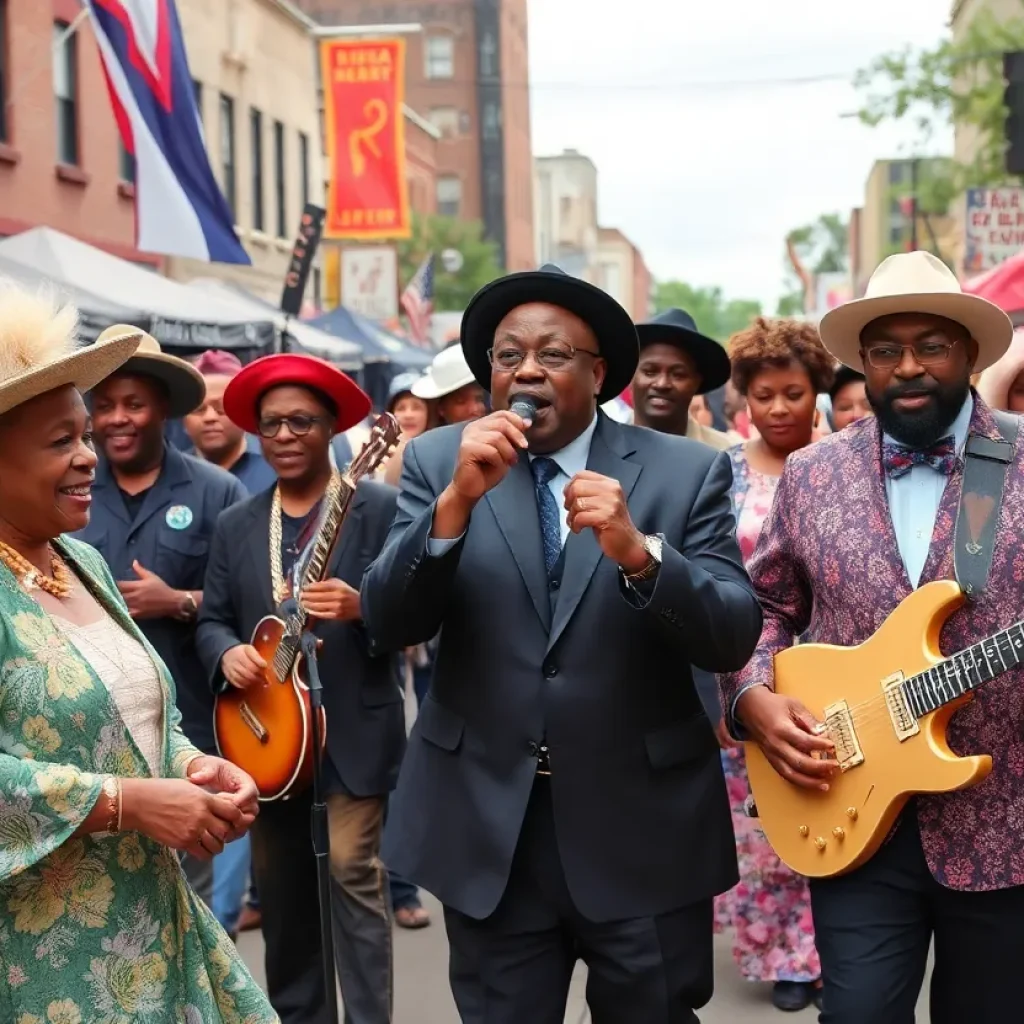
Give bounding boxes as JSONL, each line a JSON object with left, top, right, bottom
{"left": 487, "top": 345, "right": 600, "bottom": 373}
{"left": 861, "top": 338, "right": 960, "bottom": 370}
{"left": 257, "top": 414, "right": 326, "bottom": 438}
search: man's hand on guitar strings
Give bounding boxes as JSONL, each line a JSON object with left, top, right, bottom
{"left": 300, "top": 578, "right": 362, "bottom": 622}
{"left": 736, "top": 685, "right": 836, "bottom": 790}
{"left": 222, "top": 644, "right": 267, "bottom": 690}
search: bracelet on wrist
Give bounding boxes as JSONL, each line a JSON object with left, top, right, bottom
{"left": 93, "top": 775, "right": 121, "bottom": 837}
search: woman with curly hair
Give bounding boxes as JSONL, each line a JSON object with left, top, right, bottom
{"left": 714, "top": 316, "right": 834, "bottom": 1013}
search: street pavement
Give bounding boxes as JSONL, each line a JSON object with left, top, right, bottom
{"left": 236, "top": 891, "right": 932, "bottom": 1022}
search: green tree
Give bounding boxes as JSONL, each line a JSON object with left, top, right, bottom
{"left": 653, "top": 281, "right": 761, "bottom": 341}
{"left": 854, "top": 5, "right": 1024, "bottom": 211}
{"left": 396, "top": 213, "right": 502, "bottom": 312}
{"left": 776, "top": 213, "right": 849, "bottom": 315}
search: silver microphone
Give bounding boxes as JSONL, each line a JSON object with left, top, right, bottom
{"left": 509, "top": 395, "right": 538, "bottom": 425}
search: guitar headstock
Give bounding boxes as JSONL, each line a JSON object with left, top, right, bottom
{"left": 346, "top": 412, "right": 402, "bottom": 483}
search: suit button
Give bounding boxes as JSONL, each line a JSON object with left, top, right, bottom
{"left": 543, "top": 662, "right": 558, "bottom": 678}
{"left": 549, "top": 578, "right": 560, "bottom": 591}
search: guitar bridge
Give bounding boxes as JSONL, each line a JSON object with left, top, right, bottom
{"left": 239, "top": 702, "right": 269, "bottom": 744}
{"left": 882, "top": 672, "right": 920, "bottom": 742}
{"left": 816, "top": 699, "right": 864, "bottom": 771}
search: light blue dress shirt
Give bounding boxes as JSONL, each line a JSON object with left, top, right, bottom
{"left": 884, "top": 394, "right": 973, "bottom": 589}
{"left": 426, "top": 414, "right": 599, "bottom": 556}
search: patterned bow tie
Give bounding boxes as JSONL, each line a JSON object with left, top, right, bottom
{"left": 881, "top": 436, "right": 957, "bottom": 479}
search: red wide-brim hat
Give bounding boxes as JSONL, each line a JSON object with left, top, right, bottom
{"left": 223, "top": 354, "right": 372, "bottom": 435}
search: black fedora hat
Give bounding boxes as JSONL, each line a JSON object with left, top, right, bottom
{"left": 460, "top": 263, "right": 639, "bottom": 404}
{"left": 635, "top": 309, "right": 731, "bottom": 395}
{"left": 828, "top": 364, "right": 865, "bottom": 401}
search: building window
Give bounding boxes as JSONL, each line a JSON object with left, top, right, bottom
{"left": 0, "top": 0, "right": 9, "bottom": 143}
{"left": 192, "top": 79, "right": 203, "bottom": 123}
{"left": 428, "top": 107, "right": 459, "bottom": 138}
{"left": 482, "top": 102, "right": 501, "bottom": 140}
{"left": 425, "top": 36, "right": 454, "bottom": 79}
{"left": 274, "top": 120, "right": 286, "bottom": 237}
{"left": 250, "top": 108, "right": 264, "bottom": 231}
{"left": 118, "top": 141, "right": 135, "bottom": 183}
{"left": 888, "top": 162, "right": 906, "bottom": 185}
{"left": 436, "top": 175, "right": 461, "bottom": 217}
{"left": 299, "top": 131, "right": 310, "bottom": 209}
{"left": 220, "top": 93, "right": 236, "bottom": 218}
{"left": 53, "top": 21, "right": 78, "bottom": 165}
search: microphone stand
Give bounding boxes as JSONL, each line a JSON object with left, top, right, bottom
{"left": 301, "top": 628, "right": 340, "bottom": 1024}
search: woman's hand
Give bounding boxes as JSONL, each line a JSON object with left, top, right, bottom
{"left": 120, "top": 778, "right": 250, "bottom": 860}
{"left": 187, "top": 755, "right": 259, "bottom": 822}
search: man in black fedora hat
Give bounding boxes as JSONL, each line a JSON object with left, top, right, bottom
{"left": 362, "top": 264, "right": 762, "bottom": 1022}
{"left": 631, "top": 308, "right": 733, "bottom": 449}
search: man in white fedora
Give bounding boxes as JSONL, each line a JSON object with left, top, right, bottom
{"left": 412, "top": 343, "right": 487, "bottom": 426}
{"left": 720, "top": 251, "right": 1024, "bottom": 1023}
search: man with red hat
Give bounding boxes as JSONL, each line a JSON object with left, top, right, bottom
{"left": 196, "top": 354, "right": 406, "bottom": 1024}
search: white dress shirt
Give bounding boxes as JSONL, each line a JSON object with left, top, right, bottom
{"left": 884, "top": 394, "right": 973, "bottom": 589}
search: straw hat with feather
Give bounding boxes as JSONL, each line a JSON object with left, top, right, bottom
{"left": 818, "top": 251, "right": 1013, "bottom": 374}
{"left": 0, "top": 287, "right": 141, "bottom": 416}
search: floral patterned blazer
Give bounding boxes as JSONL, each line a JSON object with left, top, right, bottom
{"left": 0, "top": 537, "right": 276, "bottom": 1024}
{"left": 720, "top": 399, "right": 1024, "bottom": 893}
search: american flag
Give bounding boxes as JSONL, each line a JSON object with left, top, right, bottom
{"left": 401, "top": 253, "right": 435, "bottom": 347}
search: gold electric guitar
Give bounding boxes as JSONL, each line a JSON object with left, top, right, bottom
{"left": 745, "top": 579, "right": 1024, "bottom": 878}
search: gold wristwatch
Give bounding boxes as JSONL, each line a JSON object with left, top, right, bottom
{"left": 622, "top": 533, "right": 664, "bottom": 584}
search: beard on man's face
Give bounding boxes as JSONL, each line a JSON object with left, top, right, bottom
{"left": 867, "top": 376, "right": 970, "bottom": 448}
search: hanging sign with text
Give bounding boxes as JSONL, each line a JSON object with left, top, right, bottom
{"left": 320, "top": 38, "right": 411, "bottom": 241}
{"left": 964, "top": 187, "right": 1024, "bottom": 273}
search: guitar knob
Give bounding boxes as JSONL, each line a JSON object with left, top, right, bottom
{"left": 832, "top": 827, "right": 845, "bottom": 840}
{"left": 814, "top": 837, "right": 827, "bottom": 850}
{"left": 798, "top": 825, "right": 809, "bottom": 837}
{"left": 847, "top": 807, "right": 858, "bottom": 820}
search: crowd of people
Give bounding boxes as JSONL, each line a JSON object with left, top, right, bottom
{"left": 0, "top": 248, "right": 1023, "bottom": 1023}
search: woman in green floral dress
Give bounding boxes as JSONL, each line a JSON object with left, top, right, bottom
{"left": 0, "top": 287, "right": 277, "bottom": 1023}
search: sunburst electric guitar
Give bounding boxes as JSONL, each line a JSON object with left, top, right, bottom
{"left": 745, "top": 579, "right": 1024, "bottom": 878}
{"left": 213, "top": 413, "right": 401, "bottom": 801}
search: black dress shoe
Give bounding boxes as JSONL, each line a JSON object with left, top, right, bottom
{"left": 772, "top": 981, "right": 814, "bottom": 1012}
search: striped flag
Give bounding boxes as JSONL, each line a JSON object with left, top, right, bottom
{"left": 85, "top": 1, "right": 249, "bottom": 264}
{"left": 401, "top": 253, "right": 435, "bottom": 346}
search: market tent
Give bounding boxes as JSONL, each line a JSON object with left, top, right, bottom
{"left": 308, "top": 305, "right": 432, "bottom": 409}
{"left": 963, "top": 252, "right": 1024, "bottom": 321}
{"left": 184, "top": 278, "right": 363, "bottom": 371}
{"left": 0, "top": 227, "right": 276, "bottom": 357}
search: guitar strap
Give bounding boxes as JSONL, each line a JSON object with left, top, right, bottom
{"left": 953, "top": 409, "right": 1019, "bottom": 601}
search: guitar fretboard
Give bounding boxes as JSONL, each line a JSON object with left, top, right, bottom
{"left": 900, "top": 621, "right": 1024, "bottom": 718}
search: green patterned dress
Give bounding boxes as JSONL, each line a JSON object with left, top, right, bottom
{"left": 0, "top": 537, "right": 278, "bottom": 1024}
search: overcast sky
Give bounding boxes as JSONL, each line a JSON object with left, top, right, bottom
{"left": 527, "top": 0, "right": 954, "bottom": 311}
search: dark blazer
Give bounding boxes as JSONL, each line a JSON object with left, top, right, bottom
{"left": 362, "top": 413, "right": 762, "bottom": 922}
{"left": 74, "top": 444, "right": 247, "bottom": 753}
{"left": 195, "top": 479, "right": 407, "bottom": 797}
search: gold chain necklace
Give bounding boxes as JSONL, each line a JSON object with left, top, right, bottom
{"left": 268, "top": 472, "right": 342, "bottom": 603}
{"left": 0, "top": 542, "right": 74, "bottom": 599}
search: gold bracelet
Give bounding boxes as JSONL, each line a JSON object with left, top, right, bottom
{"left": 95, "top": 776, "right": 121, "bottom": 837}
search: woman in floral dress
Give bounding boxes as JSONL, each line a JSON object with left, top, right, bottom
{"left": 0, "top": 287, "right": 276, "bottom": 1023}
{"left": 714, "top": 317, "right": 834, "bottom": 1013}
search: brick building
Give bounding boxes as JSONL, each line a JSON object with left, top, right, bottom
{"left": 294, "top": 0, "right": 535, "bottom": 272}
{"left": 0, "top": 0, "right": 159, "bottom": 265}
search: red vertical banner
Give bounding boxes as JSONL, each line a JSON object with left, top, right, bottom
{"left": 320, "top": 38, "right": 411, "bottom": 240}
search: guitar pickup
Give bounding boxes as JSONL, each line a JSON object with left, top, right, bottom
{"left": 882, "top": 672, "right": 920, "bottom": 742}
{"left": 814, "top": 699, "right": 864, "bottom": 771}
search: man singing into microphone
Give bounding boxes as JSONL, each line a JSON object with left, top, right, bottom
{"left": 362, "top": 265, "right": 763, "bottom": 1023}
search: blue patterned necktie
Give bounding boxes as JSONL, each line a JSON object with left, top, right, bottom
{"left": 881, "top": 435, "right": 957, "bottom": 480}
{"left": 530, "top": 457, "right": 563, "bottom": 573}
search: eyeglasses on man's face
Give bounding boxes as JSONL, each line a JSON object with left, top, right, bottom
{"left": 860, "top": 338, "right": 960, "bottom": 371}
{"left": 256, "top": 414, "right": 326, "bottom": 438}
{"left": 487, "top": 344, "right": 600, "bottom": 373}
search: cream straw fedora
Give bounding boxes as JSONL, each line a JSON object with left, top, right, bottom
{"left": 411, "top": 344, "right": 477, "bottom": 400}
{"left": 0, "top": 289, "right": 141, "bottom": 417}
{"left": 818, "top": 251, "right": 1013, "bottom": 374}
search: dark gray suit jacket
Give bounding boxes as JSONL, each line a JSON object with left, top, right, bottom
{"left": 196, "top": 479, "right": 407, "bottom": 797}
{"left": 362, "top": 413, "right": 761, "bottom": 921}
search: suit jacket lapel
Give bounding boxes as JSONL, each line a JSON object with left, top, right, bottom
{"left": 546, "top": 416, "right": 641, "bottom": 654}
{"left": 329, "top": 484, "right": 368, "bottom": 583}
{"left": 485, "top": 457, "right": 551, "bottom": 630}
{"left": 246, "top": 490, "right": 276, "bottom": 611}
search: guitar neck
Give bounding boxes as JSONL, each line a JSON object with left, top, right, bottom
{"left": 901, "top": 621, "right": 1024, "bottom": 718}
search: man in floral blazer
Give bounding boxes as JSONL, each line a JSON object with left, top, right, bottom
{"left": 720, "top": 252, "right": 1024, "bottom": 1024}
